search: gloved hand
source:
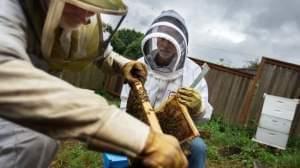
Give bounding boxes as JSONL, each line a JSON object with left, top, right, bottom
{"left": 122, "top": 61, "right": 147, "bottom": 83}
{"left": 140, "top": 130, "right": 188, "bottom": 168}
{"left": 177, "top": 87, "right": 202, "bottom": 115}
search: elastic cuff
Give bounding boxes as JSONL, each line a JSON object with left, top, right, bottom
{"left": 110, "top": 51, "right": 130, "bottom": 67}
{"left": 92, "top": 109, "right": 150, "bottom": 156}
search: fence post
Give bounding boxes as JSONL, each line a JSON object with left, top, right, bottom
{"left": 238, "top": 57, "right": 266, "bottom": 126}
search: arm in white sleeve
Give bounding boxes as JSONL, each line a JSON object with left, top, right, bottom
{"left": 96, "top": 44, "right": 130, "bottom": 73}
{"left": 0, "top": 59, "right": 149, "bottom": 157}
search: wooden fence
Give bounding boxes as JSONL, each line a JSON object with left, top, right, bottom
{"left": 61, "top": 63, "right": 124, "bottom": 96}
{"left": 191, "top": 58, "right": 255, "bottom": 124}
{"left": 61, "top": 63, "right": 106, "bottom": 91}
{"left": 61, "top": 57, "right": 300, "bottom": 136}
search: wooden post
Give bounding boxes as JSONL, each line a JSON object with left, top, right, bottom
{"left": 238, "top": 57, "right": 266, "bottom": 126}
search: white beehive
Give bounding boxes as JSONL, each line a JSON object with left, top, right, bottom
{"left": 252, "top": 94, "right": 299, "bottom": 149}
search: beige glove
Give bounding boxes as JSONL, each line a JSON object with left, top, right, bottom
{"left": 122, "top": 61, "right": 148, "bottom": 83}
{"left": 140, "top": 129, "right": 188, "bottom": 168}
{"left": 177, "top": 87, "right": 202, "bottom": 115}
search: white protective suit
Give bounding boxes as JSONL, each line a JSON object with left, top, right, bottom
{"left": 120, "top": 10, "right": 213, "bottom": 123}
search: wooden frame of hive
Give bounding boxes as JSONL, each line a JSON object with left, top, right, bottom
{"left": 126, "top": 81, "right": 199, "bottom": 143}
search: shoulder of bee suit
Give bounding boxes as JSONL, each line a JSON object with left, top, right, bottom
{"left": 0, "top": 0, "right": 32, "bottom": 63}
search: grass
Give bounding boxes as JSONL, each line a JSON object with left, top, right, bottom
{"left": 50, "top": 141, "right": 102, "bottom": 168}
{"left": 51, "top": 90, "right": 300, "bottom": 168}
{"left": 200, "top": 118, "right": 300, "bottom": 168}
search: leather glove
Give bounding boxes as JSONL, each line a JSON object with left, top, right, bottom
{"left": 177, "top": 87, "right": 202, "bottom": 115}
{"left": 122, "top": 61, "right": 147, "bottom": 83}
{"left": 140, "top": 130, "right": 188, "bottom": 168}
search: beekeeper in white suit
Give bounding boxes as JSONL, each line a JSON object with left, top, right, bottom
{"left": 121, "top": 9, "right": 213, "bottom": 168}
{"left": 0, "top": 0, "right": 188, "bottom": 167}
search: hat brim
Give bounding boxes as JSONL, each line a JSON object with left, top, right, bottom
{"left": 64, "top": 0, "right": 127, "bottom": 15}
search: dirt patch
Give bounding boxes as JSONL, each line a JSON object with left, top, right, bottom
{"left": 208, "top": 160, "right": 244, "bottom": 168}
{"left": 218, "top": 146, "right": 242, "bottom": 157}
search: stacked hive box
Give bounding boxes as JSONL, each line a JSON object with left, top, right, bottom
{"left": 253, "top": 94, "right": 299, "bottom": 149}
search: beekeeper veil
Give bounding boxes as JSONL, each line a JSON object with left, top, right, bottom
{"left": 41, "top": 0, "right": 127, "bottom": 71}
{"left": 142, "top": 10, "right": 188, "bottom": 78}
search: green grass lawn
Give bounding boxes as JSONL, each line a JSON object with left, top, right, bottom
{"left": 50, "top": 141, "right": 102, "bottom": 168}
{"left": 51, "top": 90, "right": 300, "bottom": 168}
{"left": 200, "top": 119, "right": 300, "bottom": 168}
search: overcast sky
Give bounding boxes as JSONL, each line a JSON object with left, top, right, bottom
{"left": 120, "top": 0, "right": 300, "bottom": 67}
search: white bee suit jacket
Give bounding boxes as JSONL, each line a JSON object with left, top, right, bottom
{"left": 120, "top": 57, "right": 213, "bottom": 123}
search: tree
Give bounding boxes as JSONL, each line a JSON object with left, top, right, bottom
{"left": 111, "top": 28, "right": 144, "bottom": 60}
{"left": 245, "top": 58, "right": 260, "bottom": 70}
{"left": 123, "top": 36, "right": 144, "bottom": 60}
